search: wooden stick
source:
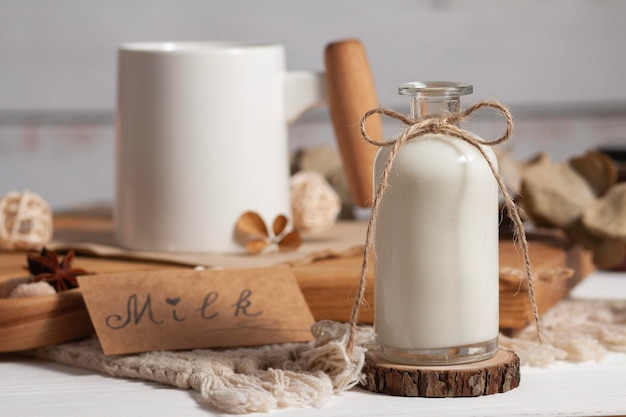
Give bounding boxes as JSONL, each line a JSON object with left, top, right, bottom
{"left": 325, "top": 39, "right": 381, "bottom": 207}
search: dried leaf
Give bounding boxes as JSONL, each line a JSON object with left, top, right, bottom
{"left": 278, "top": 230, "right": 302, "bottom": 252}
{"left": 569, "top": 151, "right": 617, "bottom": 197}
{"left": 521, "top": 156, "right": 597, "bottom": 229}
{"left": 582, "top": 182, "right": 626, "bottom": 240}
{"left": 273, "top": 215, "right": 288, "bottom": 237}
{"left": 564, "top": 219, "right": 603, "bottom": 251}
{"left": 235, "top": 211, "right": 269, "bottom": 238}
{"left": 593, "top": 239, "right": 626, "bottom": 270}
{"left": 246, "top": 238, "right": 270, "bottom": 255}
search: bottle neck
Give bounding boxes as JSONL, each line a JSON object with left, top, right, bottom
{"left": 410, "top": 96, "right": 461, "bottom": 119}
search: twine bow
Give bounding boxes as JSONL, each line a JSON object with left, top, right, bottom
{"left": 346, "top": 101, "right": 543, "bottom": 354}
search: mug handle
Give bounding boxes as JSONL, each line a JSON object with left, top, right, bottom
{"left": 285, "top": 71, "right": 327, "bottom": 124}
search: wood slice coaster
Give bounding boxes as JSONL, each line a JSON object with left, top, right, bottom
{"left": 362, "top": 348, "right": 520, "bottom": 397}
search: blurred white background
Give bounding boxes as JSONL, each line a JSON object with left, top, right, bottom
{"left": 1, "top": 0, "right": 625, "bottom": 209}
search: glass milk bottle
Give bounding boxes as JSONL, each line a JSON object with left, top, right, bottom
{"left": 373, "top": 81, "right": 499, "bottom": 365}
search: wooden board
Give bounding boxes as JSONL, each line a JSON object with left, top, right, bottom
{"left": 292, "top": 237, "right": 594, "bottom": 329}
{"left": 0, "top": 217, "right": 593, "bottom": 352}
{"left": 0, "top": 255, "right": 181, "bottom": 352}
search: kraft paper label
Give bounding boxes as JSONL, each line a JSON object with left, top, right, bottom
{"left": 77, "top": 267, "right": 315, "bottom": 355}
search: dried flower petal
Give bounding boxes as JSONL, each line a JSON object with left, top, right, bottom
{"left": 272, "top": 215, "right": 288, "bottom": 237}
{"left": 235, "top": 211, "right": 302, "bottom": 255}
{"left": 246, "top": 238, "right": 270, "bottom": 255}
{"left": 278, "top": 230, "right": 303, "bottom": 252}
{"left": 236, "top": 211, "right": 269, "bottom": 238}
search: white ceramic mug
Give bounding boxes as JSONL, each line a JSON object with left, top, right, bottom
{"left": 115, "top": 42, "right": 326, "bottom": 252}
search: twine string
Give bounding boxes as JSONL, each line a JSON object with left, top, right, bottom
{"left": 345, "top": 100, "right": 543, "bottom": 354}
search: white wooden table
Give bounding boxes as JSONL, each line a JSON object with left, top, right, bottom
{"left": 1, "top": 271, "right": 626, "bottom": 417}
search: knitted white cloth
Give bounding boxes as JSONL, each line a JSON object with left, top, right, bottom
{"left": 32, "top": 320, "right": 373, "bottom": 414}
{"left": 31, "top": 298, "right": 626, "bottom": 414}
{"left": 500, "top": 298, "right": 626, "bottom": 367}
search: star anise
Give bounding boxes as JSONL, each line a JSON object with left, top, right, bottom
{"left": 27, "top": 247, "right": 88, "bottom": 292}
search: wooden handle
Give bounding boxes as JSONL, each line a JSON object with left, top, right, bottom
{"left": 325, "top": 39, "right": 382, "bottom": 207}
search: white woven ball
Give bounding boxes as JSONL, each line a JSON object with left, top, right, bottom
{"left": 290, "top": 170, "right": 341, "bottom": 233}
{"left": 0, "top": 190, "right": 53, "bottom": 251}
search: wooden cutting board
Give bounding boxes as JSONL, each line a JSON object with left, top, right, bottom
{"left": 292, "top": 236, "right": 593, "bottom": 328}
{"left": 0, "top": 219, "right": 593, "bottom": 352}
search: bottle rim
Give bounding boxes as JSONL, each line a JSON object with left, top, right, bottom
{"left": 398, "top": 81, "right": 473, "bottom": 97}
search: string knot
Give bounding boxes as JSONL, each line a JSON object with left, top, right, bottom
{"left": 346, "top": 100, "right": 543, "bottom": 355}
{"left": 418, "top": 116, "right": 444, "bottom": 135}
